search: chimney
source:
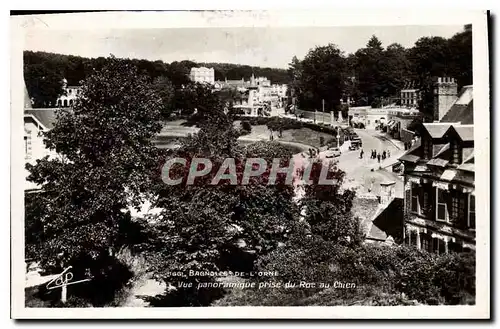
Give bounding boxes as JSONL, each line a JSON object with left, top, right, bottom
{"left": 433, "top": 77, "right": 458, "bottom": 122}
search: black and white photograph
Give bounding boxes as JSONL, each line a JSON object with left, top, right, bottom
{"left": 10, "top": 10, "right": 490, "bottom": 319}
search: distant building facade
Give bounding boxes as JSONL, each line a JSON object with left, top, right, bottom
{"left": 56, "top": 79, "right": 81, "bottom": 108}
{"left": 348, "top": 107, "right": 389, "bottom": 129}
{"left": 217, "top": 74, "right": 288, "bottom": 115}
{"left": 385, "top": 107, "right": 423, "bottom": 140}
{"left": 189, "top": 67, "right": 215, "bottom": 85}
{"left": 400, "top": 81, "right": 420, "bottom": 108}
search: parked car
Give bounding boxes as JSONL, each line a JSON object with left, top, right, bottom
{"left": 349, "top": 141, "right": 361, "bottom": 150}
{"left": 325, "top": 147, "right": 342, "bottom": 158}
{"left": 352, "top": 137, "right": 362, "bottom": 147}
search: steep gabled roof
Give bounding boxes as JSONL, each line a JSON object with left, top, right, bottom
{"left": 440, "top": 85, "right": 473, "bottom": 124}
{"left": 452, "top": 125, "right": 474, "bottom": 142}
{"left": 422, "top": 123, "right": 452, "bottom": 139}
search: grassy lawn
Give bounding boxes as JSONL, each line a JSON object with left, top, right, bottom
{"left": 279, "top": 128, "right": 336, "bottom": 148}
{"left": 238, "top": 124, "right": 337, "bottom": 148}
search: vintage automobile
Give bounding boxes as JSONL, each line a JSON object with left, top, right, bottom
{"left": 325, "top": 147, "right": 342, "bottom": 158}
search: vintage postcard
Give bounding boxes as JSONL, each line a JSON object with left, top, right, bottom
{"left": 10, "top": 9, "right": 490, "bottom": 319}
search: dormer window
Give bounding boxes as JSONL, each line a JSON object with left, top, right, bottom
{"left": 450, "top": 139, "right": 462, "bottom": 164}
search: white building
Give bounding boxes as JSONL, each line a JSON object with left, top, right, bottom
{"left": 400, "top": 81, "right": 420, "bottom": 108}
{"left": 189, "top": 67, "right": 215, "bottom": 85}
{"left": 348, "top": 107, "right": 389, "bottom": 129}
{"left": 56, "top": 79, "right": 81, "bottom": 108}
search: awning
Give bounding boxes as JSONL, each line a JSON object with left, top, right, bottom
{"left": 407, "top": 176, "right": 421, "bottom": 184}
{"left": 432, "top": 180, "right": 450, "bottom": 190}
{"left": 441, "top": 169, "right": 458, "bottom": 182}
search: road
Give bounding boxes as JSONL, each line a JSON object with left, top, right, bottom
{"left": 316, "top": 129, "right": 405, "bottom": 198}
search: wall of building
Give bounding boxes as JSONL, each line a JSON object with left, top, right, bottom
{"left": 348, "top": 107, "right": 388, "bottom": 129}
{"left": 24, "top": 118, "right": 58, "bottom": 190}
{"left": 402, "top": 169, "right": 476, "bottom": 254}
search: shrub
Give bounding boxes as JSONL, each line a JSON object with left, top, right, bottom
{"left": 240, "top": 120, "right": 252, "bottom": 135}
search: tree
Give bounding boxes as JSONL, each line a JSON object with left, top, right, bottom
{"left": 296, "top": 44, "right": 347, "bottom": 112}
{"left": 354, "top": 35, "right": 386, "bottom": 105}
{"left": 24, "top": 63, "right": 64, "bottom": 107}
{"left": 408, "top": 36, "right": 452, "bottom": 119}
{"left": 299, "top": 160, "right": 363, "bottom": 245}
{"left": 447, "top": 27, "right": 473, "bottom": 88}
{"left": 152, "top": 76, "right": 176, "bottom": 119}
{"left": 145, "top": 103, "right": 300, "bottom": 305}
{"left": 287, "top": 55, "right": 302, "bottom": 106}
{"left": 381, "top": 43, "right": 412, "bottom": 100}
{"left": 25, "top": 56, "right": 163, "bottom": 304}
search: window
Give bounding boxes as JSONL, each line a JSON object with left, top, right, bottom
{"left": 451, "top": 194, "right": 466, "bottom": 224}
{"left": 421, "top": 234, "right": 430, "bottom": 252}
{"left": 450, "top": 140, "right": 462, "bottom": 164}
{"left": 436, "top": 188, "right": 449, "bottom": 222}
{"left": 411, "top": 183, "right": 420, "bottom": 214}
{"left": 24, "top": 133, "right": 32, "bottom": 159}
{"left": 468, "top": 195, "right": 476, "bottom": 229}
{"left": 449, "top": 241, "right": 463, "bottom": 253}
{"left": 409, "top": 231, "right": 418, "bottom": 247}
{"left": 432, "top": 238, "right": 447, "bottom": 254}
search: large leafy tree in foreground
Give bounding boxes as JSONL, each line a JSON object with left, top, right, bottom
{"left": 25, "top": 57, "right": 163, "bottom": 287}
{"left": 143, "top": 97, "right": 300, "bottom": 306}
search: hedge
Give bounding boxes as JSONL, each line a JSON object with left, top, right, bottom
{"left": 234, "top": 115, "right": 344, "bottom": 137}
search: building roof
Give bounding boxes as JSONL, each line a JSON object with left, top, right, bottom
{"left": 434, "top": 143, "right": 449, "bottom": 158}
{"left": 427, "top": 158, "right": 449, "bottom": 167}
{"left": 440, "top": 85, "right": 473, "bottom": 124}
{"left": 453, "top": 125, "right": 474, "bottom": 142}
{"left": 25, "top": 109, "right": 59, "bottom": 130}
{"left": 423, "top": 123, "right": 452, "bottom": 139}
{"left": 399, "top": 154, "right": 420, "bottom": 163}
{"left": 401, "top": 81, "right": 419, "bottom": 90}
{"left": 367, "top": 198, "right": 404, "bottom": 243}
{"left": 457, "top": 163, "right": 475, "bottom": 172}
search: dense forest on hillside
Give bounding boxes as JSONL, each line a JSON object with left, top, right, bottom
{"left": 23, "top": 51, "right": 289, "bottom": 107}
{"left": 24, "top": 24, "right": 471, "bottom": 119}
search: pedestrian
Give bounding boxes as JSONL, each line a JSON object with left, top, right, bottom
{"left": 360, "top": 149, "right": 364, "bottom": 159}
{"left": 388, "top": 150, "right": 391, "bottom": 158}
{"left": 383, "top": 150, "right": 386, "bottom": 159}
{"left": 377, "top": 154, "right": 381, "bottom": 163}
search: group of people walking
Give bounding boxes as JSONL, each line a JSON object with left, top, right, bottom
{"left": 359, "top": 149, "right": 390, "bottom": 162}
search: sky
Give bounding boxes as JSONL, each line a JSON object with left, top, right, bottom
{"left": 24, "top": 25, "right": 464, "bottom": 69}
